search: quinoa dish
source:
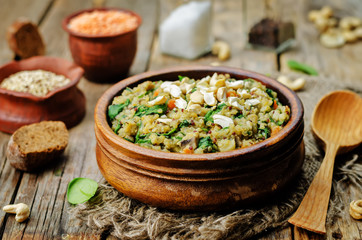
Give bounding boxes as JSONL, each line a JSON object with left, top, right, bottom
{"left": 108, "top": 73, "right": 290, "bottom": 153}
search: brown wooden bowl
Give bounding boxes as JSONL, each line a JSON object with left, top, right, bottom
{"left": 0, "top": 56, "right": 86, "bottom": 134}
{"left": 62, "top": 8, "right": 142, "bottom": 83}
{"left": 94, "top": 66, "right": 305, "bottom": 211}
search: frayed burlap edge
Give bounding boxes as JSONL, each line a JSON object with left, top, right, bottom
{"left": 69, "top": 74, "right": 362, "bottom": 240}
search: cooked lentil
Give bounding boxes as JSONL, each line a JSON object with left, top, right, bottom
{"left": 68, "top": 10, "right": 138, "bottom": 35}
{"left": 0, "top": 70, "right": 71, "bottom": 97}
{"left": 108, "top": 73, "right": 291, "bottom": 153}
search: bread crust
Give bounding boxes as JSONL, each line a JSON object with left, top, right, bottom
{"left": 6, "top": 18, "right": 45, "bottom": 59}
{"left": 6, "top": 121, "right": 68, "bottom": 172}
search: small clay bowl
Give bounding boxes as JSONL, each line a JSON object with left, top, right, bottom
{"left": 94, "top": 66, "right": 305, "bottom": 211}
{"left": 0, "top": 56, "right": 85, "bottom": 134}
{"left": 62, "top": 8, "right": 142, "bottom": 83}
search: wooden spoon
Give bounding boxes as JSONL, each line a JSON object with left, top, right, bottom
{"left": 288, "top": 90, "right": 362, "bottom": 234}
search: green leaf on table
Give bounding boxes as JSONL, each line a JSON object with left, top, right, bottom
{"left": 67, "top": 178, "right": 98, "bottom": 205}
{"left": 287, "top": 60, "right": 318, "bottom": 76}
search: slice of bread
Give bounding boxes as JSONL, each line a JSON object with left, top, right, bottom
{"left": 6, "top": 18, "right": 45, "bottom": 59}
{"left": 7, "top": 121, "right": 68, "bottom": 172}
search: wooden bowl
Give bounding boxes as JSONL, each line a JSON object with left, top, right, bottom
{"left": 0, "top": 56, "right": 86, "bottom": 134}
{"left": 62, "top": 8, "right": 142, "bottom": 83}
{"left": 94, "top": 66, "right": 305, "bottom": 211}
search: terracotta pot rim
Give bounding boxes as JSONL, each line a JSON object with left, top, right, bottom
{"left": 62, "top": 7, "right": 142, "bottom": 39}
{"left": 95, "top": 65, "right": 304, "bottom": 161}
{"left": 0, "top": 56, "right": 84, "bottom": 102}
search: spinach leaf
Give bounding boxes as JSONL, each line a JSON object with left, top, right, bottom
{"left": 108, "top": 99, "right": 130, "bottom": 120}
{"left": 138, "top": 88, "right": 155, "bottom": 98}
{"left": 266, "top": 88, "right": 274, "bottom": 98}
{"left": 114, "top": 122, "right": 121, "bottom": 134}
{"left": 287, "top": 60, "right": 318, "bottom": 76}
{"left": 135, "top": 104, "right": 167, "bottom": 117}
{"left": 190, "top": 87, "right": 197, "bottom": 93}
{"left": 269, "top": 117, "right": 284, "bottom": 126}
{"left": 198, "top": 137, "right": 213, "bottom": 149}
{"left": 204, "top": 103, "right": 226, "bottom": 123}
{"left": 124, "top": 137, "right": 134, "bottom": 143}
{"left": 179, "top": 120, "right": 190, "bottom": 128}
{"left": 178, "top": 75, "right": 186, "bottom": 81}
{"left": 135, "top": 122, "right": 152, "bottom": 144}
{"left": 258, "top": 128, "right": 270, "bottom": 139}
{"left": 67, "top": 178, "right": 98, "bottom": 205}
{"left": 126, "top": 87, "right": 133, "bottom": 92}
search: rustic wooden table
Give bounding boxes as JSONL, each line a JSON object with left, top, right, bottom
{"left": 0, "top": 0, "right": 361, "bottom": 239}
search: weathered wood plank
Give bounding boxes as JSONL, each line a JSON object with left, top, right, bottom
{"left": 1, "top": 0, "right": 159, "bottom": 238}
{"left": 257, "top": 226, "right": 293, "bottom": 240}
{"left": 0, "top": 0, "right": 54, "bottom": 238}
{"left": 278, "top": 0, "right": 362, "bottom": 85}
{"left": 104, "top": 0, "right": 159, "bottom": 75}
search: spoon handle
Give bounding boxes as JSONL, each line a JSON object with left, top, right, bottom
{"left": 288, "top": 143, "right": 339, "bottom": 234}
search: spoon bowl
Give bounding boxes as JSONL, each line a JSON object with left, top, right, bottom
{"left": 288, "top": 90, "right": 362, "bottom": 234}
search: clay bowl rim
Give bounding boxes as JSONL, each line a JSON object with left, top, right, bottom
{"left": 95, "top": 65, "right": 304, "bottom": 162}
{"left": 0, "top": 56, "right": 84, "bottom": 102}
{"left": 62, "top": 7, "right": 142, "bottom": 39}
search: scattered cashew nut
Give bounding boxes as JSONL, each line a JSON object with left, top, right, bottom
{"left": 3, "top": 203, "right": 30, "bottom": 222}
{"left": 212, "top": 41, "right": 231, "bottom": 61}
{"left": 349, "top": 200, "right": 362, "bottom": 220}
{"left": 277, "top": 75, "right": 306, "bottom": 91}
{"left": 320, "top": 29, "right": 345, "bottom": 48}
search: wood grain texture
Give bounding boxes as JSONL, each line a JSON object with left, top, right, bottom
{"left": 0, "top": 0, "right": 361, "bottom": 239}
{"left": 289, "top": 91, "right": 362, "bottom": 234}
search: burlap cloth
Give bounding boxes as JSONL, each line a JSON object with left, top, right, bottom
{"left": 69, "top": 73, "right": 362, "bottom": 239}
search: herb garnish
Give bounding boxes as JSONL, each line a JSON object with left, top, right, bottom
{"left": 204, "top": 103, "right": 226, "bottom": 123}
{"left": 287, "top": 60, "right": 318, "bottom": 76}
{"left": 108, "top": 99, "right": 131, "bottom": 120}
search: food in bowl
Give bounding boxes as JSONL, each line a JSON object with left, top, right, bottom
{"left": 0, "top": 70, "right": 71, "bottom": 97}
{"left": 108, "top": 73, "right": 291, "bottom": 153}
{"left": 68, "top": 10, "right": 139, "bottom": 35}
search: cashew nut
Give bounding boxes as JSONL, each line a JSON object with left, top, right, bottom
{"left": 340, "top": 16, "right": 361, "bottom": 30}
{"left": 212, "top": 114, "right": 234, "bottom": 128}
{"left": 189, "top": 90, "right": 204, "bottom": 104}
{"left": 203, "top": 91, "right": 217, "bottom": 106}
{"left": 320, "top": 6, "right": 333, "bottom": 18}
{"left": 277, "top": 75, "right": 306, "bottom": 91}
{"left": 228, "top": 97, "right": 244, "bottom": 110}
{"left": 349, "top": 200, "right": 362, "bottom": 220}
{"left": 354, "top": 27, "right": 362, "bottom": 38}
{"left": 3, "top": 203, "right": 30, "bottom": 222}
{"left": 175, "top": 98, "right": 187, "bottom": 109}
{"left": 209, "top": 73, "right": 226, "bottom": 87}
{"left": 225, "top": 80, "right": 244, "bottom": 89}
{"left": 342, "top": 30, "right": 358, "bottom": 43}
{"left": 320, "top": 29, "right": 345, "bottom": 48}
{"left": 216, "top": 87, "right": 227, "bottom": 102}
{"left": 212, "top": 41, "right": 231, "bottom": 61}
{"left": 148, "top": 95, "right": 167, "bottom": 106}
{"left": 237, "top": 89, "right": 251, "bottom": 99}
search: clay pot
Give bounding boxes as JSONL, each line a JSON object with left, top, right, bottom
{"left": 0, "top": 56, "right": 85, "bottom": 134}
{"left": 94, "top": 66, "right": 305, "bottom": 211}
{"left": 62, "top": 8, "right": 142, "bottom": 83}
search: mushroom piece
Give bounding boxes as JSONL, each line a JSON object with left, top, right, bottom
{"left": 180, "top": 135, "right": 199, "bottom": 151}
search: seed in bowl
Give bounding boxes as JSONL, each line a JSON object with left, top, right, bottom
{"left": 108, "top": 73, "right": 291, "bottom": 153}
{"left": 0, "top": 70, "right": 71, "bottom": 97}
{"left": 68, "top": 10, "right": 138, "bottom": 35}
